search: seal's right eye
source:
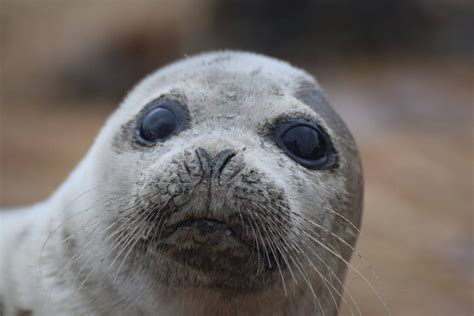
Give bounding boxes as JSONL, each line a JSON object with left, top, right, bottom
{"left": 140, "top": 107, "right": 176, "bottom": 141}
{"left": 135, "top": 99, "right": 187, "bottom": 145}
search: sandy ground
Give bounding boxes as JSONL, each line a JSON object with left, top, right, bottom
{"left": 1, "top": 60, "right": 472, "bottom": 315}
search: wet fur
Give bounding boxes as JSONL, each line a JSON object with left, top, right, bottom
{"left": 0, "top": 51, "right": 363, "bottom": 315}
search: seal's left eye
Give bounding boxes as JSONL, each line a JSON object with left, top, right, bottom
{"left": 275, "top": 119, "right": 336, "bottom": 169}
{"left": 136, "top": 99, "right": 187, "bottom": 145}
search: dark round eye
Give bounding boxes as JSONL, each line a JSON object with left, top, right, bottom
{"left": 275, "top": 120, "right": 336, "bottom": 169}
{"left": 135, "top": 99, "right": 188, "bottom": 145}
{"left": 139, "top": 107, "right": 176, "bottom": 141}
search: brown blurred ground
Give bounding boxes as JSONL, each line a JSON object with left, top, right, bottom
{"left": 1, "top": 1, "right": 473, "bottom": 315}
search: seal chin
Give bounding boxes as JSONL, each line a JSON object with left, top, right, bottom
{"left": 158, "top": 219, "right": 267, "bottom": 276}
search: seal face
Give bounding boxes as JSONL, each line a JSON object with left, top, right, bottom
{"left": 77, "top": 51, "right": 363, "bottom": 313}
{"left": 0, "top": 51, "right": 363, "bottom": 316}
{"left": 126, "top": 98, "right": 340, "bottom": 290}
{"left": 79, "top": 51, "right": 362, "bottom": 313}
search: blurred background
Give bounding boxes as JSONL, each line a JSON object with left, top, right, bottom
{"left": 1, "top": 0, "right": 472, "bottom": 314}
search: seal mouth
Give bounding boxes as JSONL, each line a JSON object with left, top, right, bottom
{"left": 156, "top": 217, "right": 275, "bottom": 277}
{"left": 168, "top": 218, "right": 233, "bottom": 233}
{"left": 160, "top": 218, "right": 251, "bottom": 246}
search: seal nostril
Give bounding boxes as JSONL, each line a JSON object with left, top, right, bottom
{"left": 195, "top": 147, "right": 212, "bottom": 176}
{"left": 212, "top": 149, "right": 236, "bottom": 178}
{"left": 195, "top": 147, "right": 236, "bottom": 179}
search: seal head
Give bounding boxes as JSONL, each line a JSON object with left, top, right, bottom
{"left": 62, "top": 51, "right": 363, "bottom": 315}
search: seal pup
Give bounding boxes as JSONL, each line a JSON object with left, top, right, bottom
{"left": 0, "top": 51, "right": 363, "bottom": 316}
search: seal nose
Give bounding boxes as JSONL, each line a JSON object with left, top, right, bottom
{"left": 195, "top": 147, "right": 236, "bottom": 178}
